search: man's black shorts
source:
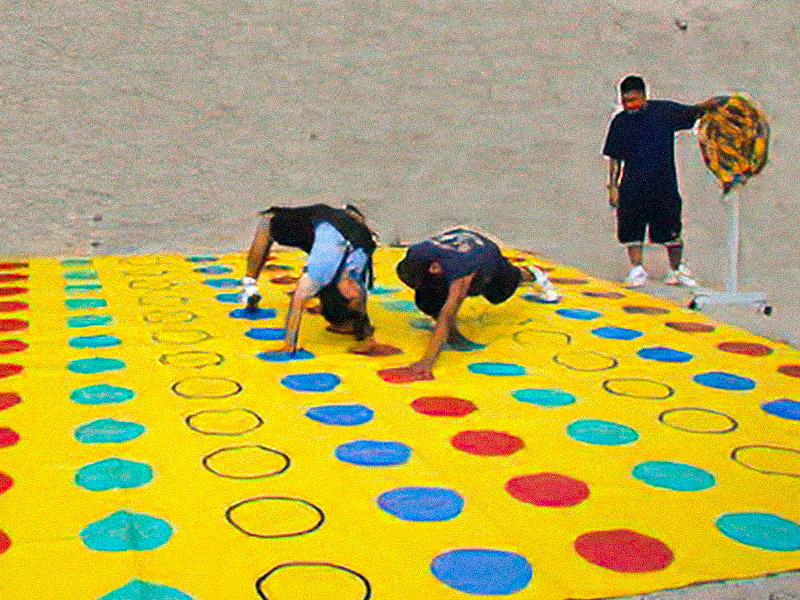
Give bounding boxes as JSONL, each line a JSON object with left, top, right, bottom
{"left": 617, "top": 197, "right": 682, "bottom": 245}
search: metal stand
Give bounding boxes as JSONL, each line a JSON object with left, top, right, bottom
{"left": 689, "top": 189, "right": 772, "bottom": 315}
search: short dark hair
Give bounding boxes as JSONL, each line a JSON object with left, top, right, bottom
{"left": 619, "top": 75, "right": 646, "bottom": 95}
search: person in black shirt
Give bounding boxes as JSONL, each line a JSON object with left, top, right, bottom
{"left": 238, "top": 204, "right": 378, "bottom": 352}
{"left": 603, "top": 75, "right": 725, "bottom": 288}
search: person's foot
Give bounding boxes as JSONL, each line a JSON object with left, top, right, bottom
{"left": 238, "top": 276, "right": 262, "bottom": 309}
{"left": 664, "top": 264, "right": 698, "bottom": 287}
{"left": 624, "top": 265, "right": 648, "bottom": 287}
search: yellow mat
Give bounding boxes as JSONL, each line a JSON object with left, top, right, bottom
{"left": 1, "top": 249, "right": 799, "bottom": 600}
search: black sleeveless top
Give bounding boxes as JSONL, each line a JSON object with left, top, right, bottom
{"left": 262, "top": 204, "right": 376, "bottom": 255}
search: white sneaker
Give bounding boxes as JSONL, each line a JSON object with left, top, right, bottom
{"left": 624, "top": 265, "right": 648, "bottom": 287}
{"left": 664, "top": 264, "right": 697, "bottom": 287}
{"left": 238, "top": 277, "right": 262, "bottom": 309}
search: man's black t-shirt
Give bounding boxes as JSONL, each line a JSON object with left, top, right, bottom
{"left": 603, "top": 100, "right": 702, "bottom": 205}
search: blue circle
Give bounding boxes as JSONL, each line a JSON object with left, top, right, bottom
{"left": 335, "top": 440, "right": 411, "bottom": 466}
{"left": 382, "top": 299, "right": 418, "bottom": 312}
{"left": 281, "top": 372, "right": 341, "bottom": 392}
{"left": 638, "top": 347, "right": 694, "bottom": 363}
{"left": 447, "top": 339, "right": 487, "bottom": 352}
{"left": 203, "top": 277, "right": 240, "bottom": 289}
{"left": 229, "top": 308, "right": 277, "bottom": 320}
{"left": 257, "top": 349, "right": 314, "bottom": 363}
{"left": 68, "top": 357, "right": 126, "bottom": 374}
{"left": 468, "top": 362, "right": 526, "bottom": 376}
{"left": 431, "top": 549, "right": 533, "bottom": 595}
{"left": 557, "top": 308, "right": 602, "bottom": 320}
{"left": 69, "top": 335, "right": 122, "bottom": 349}
{"left": 215, "top": 293, "right": 240, "bottom": 303}
{"left": 194, "top": 264, "right": 233, "bottom": 275}
{"left": 377, "top": 487, "right": 464, "bottom": 521}
{"left": 632, "top": 461, "right": 716, "bottom": 491}
{"left": 716, "top": 513, "right": 800, "bottom": 551}
{"left": 245, "top": 327, "right": 285, "bottom": 341}
{"left": 761, "top": 399, "right": 800, "bottom": 421}
{"left": 512, "top": 388, "right": 576, "bottom": 407}
{"left": 694, "top": 371, "right": 756, "bottom": 391}
{"left": 591, "top": 326, "right": 643, "bottom": 340}
{"left": 306, "top": 404, "right": 374, "bottom": 426}
{"left": 567, "top": 419, "right": 639, "bottom": 445}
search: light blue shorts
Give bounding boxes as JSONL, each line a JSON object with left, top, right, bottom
{"left": 305, "top": 221, "right": 368, "bottom": 288}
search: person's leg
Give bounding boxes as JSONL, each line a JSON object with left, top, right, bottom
{"left": 618, "top": 203, "right": 648, "bottom": 286}
{"left": 666, "top": 242, "right": 683, "bottom": 270}
{"left": 240, "top": 216, "right": 274, "bottom": 308}
{"left": 652, "top": 198, "right": 696, "bottom": 286}
{"left": 627, "top": 243, "right": 644, "bottom": 266}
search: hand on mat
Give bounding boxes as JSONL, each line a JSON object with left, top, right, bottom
{"left": 350, "top": 340, "right": 403, "bottom": 356}
{"left": 377, "top": 363, "right": 435, "bottom": 383}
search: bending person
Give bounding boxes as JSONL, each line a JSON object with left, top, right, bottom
{"left": 394, "top": 227, "right": 560, "bottom": 378}
{"left": 239, "top": 203, "right": 378, "bottom": 352}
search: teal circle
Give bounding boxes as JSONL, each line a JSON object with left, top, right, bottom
{"left": 468, "top": 362, "right": 526, "bottom": 376}
{"left": 75, "top": 458, "right": 153, "bottom": 491}
{"left": 100, "top": 580, "right": 193, "bottom": 600}
{"left": 65, "top": 298, "right": 107, "bottom": 310}
{"left": 68, "top": 314, "right": 112, "bottom": 328}
{"left": 80, "top": 510, "right": 172, "bottom": 551}
{"left": 512, "top": 388, "right": 576, "bottom": 407}
{"left": 61, "top": 258, "right": 92, "bottom": 267}
{"left": 70, "top": 384, "right": 136, "bottom": 405}
{"left": 65, "top": 283, "right": 102, "bottom": 294}
{"left": 69, "top": 335, "right": 121, "bottom": 349}
{"left": 567, "top": 419, "right": 639, "bottom": 445}
{"left": 63, "top": 269, "right": 99, "bottom": 280}
{"left": 68, "top": 357, "right": 126, "bottom": 374}
{"left": 633, "top": 461, "right": 716, "bottom": 491}
{"left": 716, "top": 513, "right": 800, "bottom": 551}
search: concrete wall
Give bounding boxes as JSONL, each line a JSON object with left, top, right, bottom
{"left": 1, "top": 0, "right": 798, "bottom": 330}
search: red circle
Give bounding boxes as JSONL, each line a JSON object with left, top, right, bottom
{"left": 411, "top": 396, "right": 478, "bottom": 417}
{"left": 718, "top": 341, "right": 773, "bottom": 356}
{"left": 0, "top": 340, "right": 28, "bottom": 354}
{"left": 0, "top": 287, "right": 28, "bottom": 297}
{"left": 0, "top": 302, "right": 28, "bottom": 312}
{"left": 0, "top": 530, "right": 10, "bottom": 554}
{"left": 0, "top": 472, "right": 12, "bottom": 494}
{"left": 0, "top": 428, "right": 21, "bottom": 448}
{"left": 0, "top": 319, "right": 28, "bottom": 332}
{"left": 574, "top": 529, "right": 674, "bottom": 572}
{"left": 0, "top": 364, "right": 23, "bottom": 379}
{"left": 505, "top": 473, "right": 590, "bottom": 507}
{"left": 451, "top": 430, "right": 524, "bottom": 456}
{"left": 0, "top": 393, "right": 21, "bottom": 411}
{"left": 665, "top": 321, "right": 716, "bottom": 333}
{"left": 377, "top": 366, "right": 435, "bottom": 384}
{"left": 0, "top": 262, "right": 28, "bottom": 270}
{"left": 271, "top": 275, "right": 300, "bottom": 285}
{"left": 778, "top": 365, "right": 800, "bottom": 378}
{"left": 0, "top": 274, "right": 27, "bottom": 283}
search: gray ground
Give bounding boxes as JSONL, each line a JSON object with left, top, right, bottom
{"left": 1, "top": 1, "right": 799, "bottom": 597}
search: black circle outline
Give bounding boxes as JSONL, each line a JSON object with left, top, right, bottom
{"left": 731, "top": 444, "right": 800, "bottom": 478}
{"left": 602, "top": 377, "right": 675, "bottom": 400}
{"left": 226, "top": 496, "right": 325, "bottom": 539}
{"left": 128, "top": 279, "right": 177, "bottom": 291}
{"left": 121, "top": 269, "right": 171, "bottom": 278}
{"left": 256, "top": 562, "right": 371, "bottom": 600}
{"left": 171, "top": 376, "right": 243, "bottom": 399}
{"left": 119, "top": 256, "right": 174, "bottom": 267}
{"left": 512, "top": 328, "right": 573, "bottom": 346}
{"left": 553, "top": 350, "right": 619, "bottom": 372}
{"left": 621, "top": 305, "right": 671, "bottom": 315}
{"left": 202, "top": 445, "right": 290, "bottom": 479}
{"left": 152, "top": 329, "right": 213, "bottom": 345}
{"left": 659, "top": 407, "right": 739, "bottom": 434}
{"left": 143, "top": 310, "right": 200, "bottom": 324}
{"left": 138, "top": 295, "right": 189, "bottom": 307}
{"left": 159, "top": 351, "right": 224, "bottom": 368}
{"left": 185, "top": 409, "right": 264, "bottom": 436}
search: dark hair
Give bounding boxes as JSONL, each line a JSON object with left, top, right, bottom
{"left": 619, "top": 75, "right": 646, "bottom": 95}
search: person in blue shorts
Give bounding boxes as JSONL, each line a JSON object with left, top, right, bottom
{"left": 394, "top": 227, "right": 560, "bottom": 377}
{"left": 603, "top": 74, "right": 726, "bottom": 288}
{"left": 238, "top": 204, "right": 378, "bottom": 352}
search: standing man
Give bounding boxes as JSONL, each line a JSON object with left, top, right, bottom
{"left": 239, "top": 203, "right": 378, "bottom": 352}
{"left": 390, "top": 227, "right": 560, "bottom": 380}
{"left": 603, "top": 74, "right": 725, "bottom": 287}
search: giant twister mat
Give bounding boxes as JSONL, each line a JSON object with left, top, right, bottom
{"left": 1, "top": 248, "right": 800, "bottom": 600}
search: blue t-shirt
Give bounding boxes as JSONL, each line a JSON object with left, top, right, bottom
{"left": 603, "top": 100, "right": 702, "bottom": 203}
{"left": 405, "top": 228, "right": 504, "bottom": 294}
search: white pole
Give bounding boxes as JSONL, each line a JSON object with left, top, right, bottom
{"left": 726, "top": 190, "right": 741, "bottom": 293}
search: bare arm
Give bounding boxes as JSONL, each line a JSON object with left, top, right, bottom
{"left": 607, "top": 159, "right": 623, "bottom": 207}
{"left": 411, "top": 273, "right": 475, "bottom": 372}
{"left": 281, "top": 273, "right": 322, "bottom": 352}
{"left": 245, "top": 215, "right": 274, "bottom": 279}
{"left": 695, "top": 96, "right": 728, "bottom": 114}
